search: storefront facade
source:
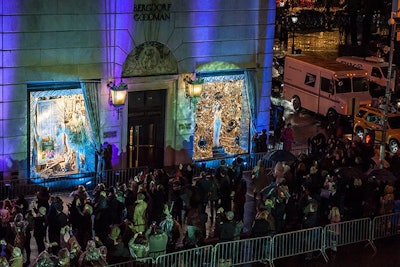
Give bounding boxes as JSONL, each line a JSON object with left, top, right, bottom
{"left": 0, "top": 0, "right": 276, "bottom": 180}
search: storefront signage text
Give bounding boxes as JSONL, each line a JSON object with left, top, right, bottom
{"left": 134, "top": 3, "right": 172, "bottom": 21}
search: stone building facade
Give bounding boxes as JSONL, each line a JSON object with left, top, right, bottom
{"left": 0, "top": 0, "right": 276, "bottom": 180}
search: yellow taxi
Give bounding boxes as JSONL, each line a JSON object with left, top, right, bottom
{"left": 353, "top": 105, "right": 400, "bottom": 153}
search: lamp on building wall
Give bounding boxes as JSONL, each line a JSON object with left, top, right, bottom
{"left": 108, "top": 80, "right": 128, "bottom": 119}
{"left": 184, "top": 75, "right": 204, "bottom": 99}
{"left": 290, "top": 14, "right": 298, "bottom": 54}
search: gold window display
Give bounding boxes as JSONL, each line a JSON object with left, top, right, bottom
{"left": 193, "top": 77, "right": 249, "bottom": 159}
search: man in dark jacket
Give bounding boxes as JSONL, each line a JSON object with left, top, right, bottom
{"left": 219, "top": 211, "right": 236, "bottom": 242}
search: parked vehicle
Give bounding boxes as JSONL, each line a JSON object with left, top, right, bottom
{"left": 353, "top": 105, "right": 400, "bottom": 153}
{"left": 336, "top": 56, "right": 400, "bottom": 97}
{"left": 283, "top": 55, "right": 371, "bottom": 124}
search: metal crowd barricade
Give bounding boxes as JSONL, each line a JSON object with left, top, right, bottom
{"left": 107, "top": 257, "right": 155, "bottom": 267}
{"left": 100, "top": 166, "right": 149, "bottom": 186}
{"left": 270, "top": 227, "right": 328, "bottom": 267}
{"left": 323, "top": 217, "right": 376, "bottom": 257}
{"left": 212, "top": 236, "right": 272, "bottom": 267}
{"left": 155, "top": 245, "right": 213, "bottom": 267}
{"left": 371, "top": 212, "right": 400, "bottom": 241}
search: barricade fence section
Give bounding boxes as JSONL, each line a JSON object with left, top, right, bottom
{"left": 372, "top": 213, "right": 400, "bottom": 241}
{"left": 323, "top": 217, "right": 376, "bottom": 255}
{"left": 192, "top": 146, "right": 309, "bottom": 177}
{"left": 271, "top": 226, "right": 328, "bottom": 266}
{"left": 99, "top": 166, "right": 149, "bottom": 187}
{"left": 212, "top": 236, "right": 272, "bottom": 267}
{"left": 155, "top": 245, "right": 213, "bottom": 267}
{"left": 99, "top": 214, "right": 400, "bottom": 267}
{"left": 107, "top": 257, "right": 155, "bottom": 267}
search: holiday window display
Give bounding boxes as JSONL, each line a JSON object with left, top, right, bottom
{"left": 30, "top": 89, "right": 92, "bottom": 178}
{"left": 193, "top": 78, "right": 249, "bottom": 159}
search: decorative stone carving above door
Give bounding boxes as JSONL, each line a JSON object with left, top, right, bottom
{"left": 122, "top": 41, "right": 178, "bottom": 77}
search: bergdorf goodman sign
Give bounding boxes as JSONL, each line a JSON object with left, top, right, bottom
{"left": 134, "top": 2, "right": 172, "bottom": 21}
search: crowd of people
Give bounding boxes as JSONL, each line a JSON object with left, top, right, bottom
{"left": 0, "top": 159, "right": 249, "bottom": 266}
{"left": 251, "top": 132, "right": 400, "bottom": 258}
{"left": 252, "top": 122, "right": 295, "bottom": 153}
{"left": 0, "top": 132, "right": 399, "bottom": 266}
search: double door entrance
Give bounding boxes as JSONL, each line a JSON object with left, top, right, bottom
{"left": 127, "top": 90, "right": 165, "bottom": 169}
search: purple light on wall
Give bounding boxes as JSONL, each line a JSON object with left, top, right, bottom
{"left": 257, "top": 1, "right": 276, "bottom": 133}
{"left": 0, "top": 3, "right": 21, "bottom": 174}
{"left": 188, "top": 2, "right": 217, "bottom": 65}
{"left": 101, "top": 0, "right": 135, "bottom": 80}
{"left": 101, "top": 0, "right": 134, "bottom": 167}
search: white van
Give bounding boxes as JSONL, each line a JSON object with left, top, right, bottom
{"left": 336, "top": 56, "right": 400, "bottom": 94}
{"left": 283, "top": 55, "right": 371, "bottom": 123}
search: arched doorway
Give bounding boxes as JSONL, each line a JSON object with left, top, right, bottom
{"left": 122, "top": 41, "right": 178, "bottom": 169}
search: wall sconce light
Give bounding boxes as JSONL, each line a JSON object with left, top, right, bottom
{"left": 184, "top": 75, "right": 204, "bottom": 99}
{"left": 108, "top": 80, "right": 128, "bottom": 119}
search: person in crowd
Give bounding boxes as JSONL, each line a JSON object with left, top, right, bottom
{"left": 262, "top": 162, "right": 291, "bottom": 233}
{"left": 78, "top": 239, "right": 108, "bottom": 266}
{"left": 302, "top": 198, "right": 319, "bottom": 260}
{"left": 32, "top": 206, "right": 47, "bottom": 256}
{"left": 10, "top": 213, "right": 28, "bottom": 253}
{"left": 52, "top": 200, "right": 68, "bottom": 254}
{"left": 75, "top": 203, "right": 94, "bottom": 249}
{"left": 280, "top": 123, "right": 294, "bottom": 151}
{"left": 36, "top": 187, "right": 50, "bottom": 211}
{"left": 69, "top": 185, "right": 90, "bottom": 203}
{"left": 208, "top": 174, "right": 220, "bottom": 225}
{"left": 233, "top": 178, "right": 247, "bottom": 222}
{"left": 217, "top": 210, "right": 241, "bottom": 266}
{"left": 184, "top": 205, "right": 207, "bottom": 248}
{"left": 195, "top": 173, "right": 212, "bottom": 215}
{"left": 251, "top": 132, "right": 260, "bottom": 153}
{"left": 0, "top": 202, "right": 12, "bottom": 243}
{"left": 215, "top": 160, "right": 230, "bottom": 183}
{"left": 145, "top": 224, "right": 168, "bottom": 259}
{"left": 328, "top": 206, "right": 341, "bottom": 252}
{"left": 148, "top": 184, "right": 167, "bottom": 224}
{"left": 218, "top": 211, "right": 238, "bottom": 242}
{"left": 231, "top": 157, "right": 244, "bottom": 192}
{"left": 258, "top": 129, "right": 268, "bottom": 152}
{"left": 170, "top": 174, "right": 184, "bottom": 224}
{"left": 14, "top": 195, "right": 28, "bottom": 217}
{"left": 159, "top": 204, "right": 183, "bottom": 252}
{"left": 105, "top": 225, "right": 129, "bottom": 264}
{"left": 23, "top": 209, "right": 34, "bottom": 267}
{"left": 182, "top": 164, "right": 194, "bottom": 186}
{"left": 274, "top": 118, "right": 285, "bottom": 149}
{"left": 219, "top": 170, "right": 232, "bottom": 212}
{"left": 128, "top": 232, "right": 149, "bottom": 259}
{"left": 132, "top": 193, "right": 147, "bottom": 234}
{"left": 93, "top": 187, "right": 109, "bottom": 244}
{"left": 252, "top": 202, "right": 276, "bottom": 238}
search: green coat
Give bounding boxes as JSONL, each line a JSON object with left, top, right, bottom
{"left": 145, "top": 229, "right": 168, "bottom": 259}
{"left": 133, "top": 200, "right": 148, "bottom": 233}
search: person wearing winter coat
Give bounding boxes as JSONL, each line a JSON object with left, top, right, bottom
{"left": 132, "top": 194, "right": 148, "bottom": 234}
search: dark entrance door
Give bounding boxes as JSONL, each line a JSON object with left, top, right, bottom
{"left": 127, "top": 90, "right": 165, "bottom": 169}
